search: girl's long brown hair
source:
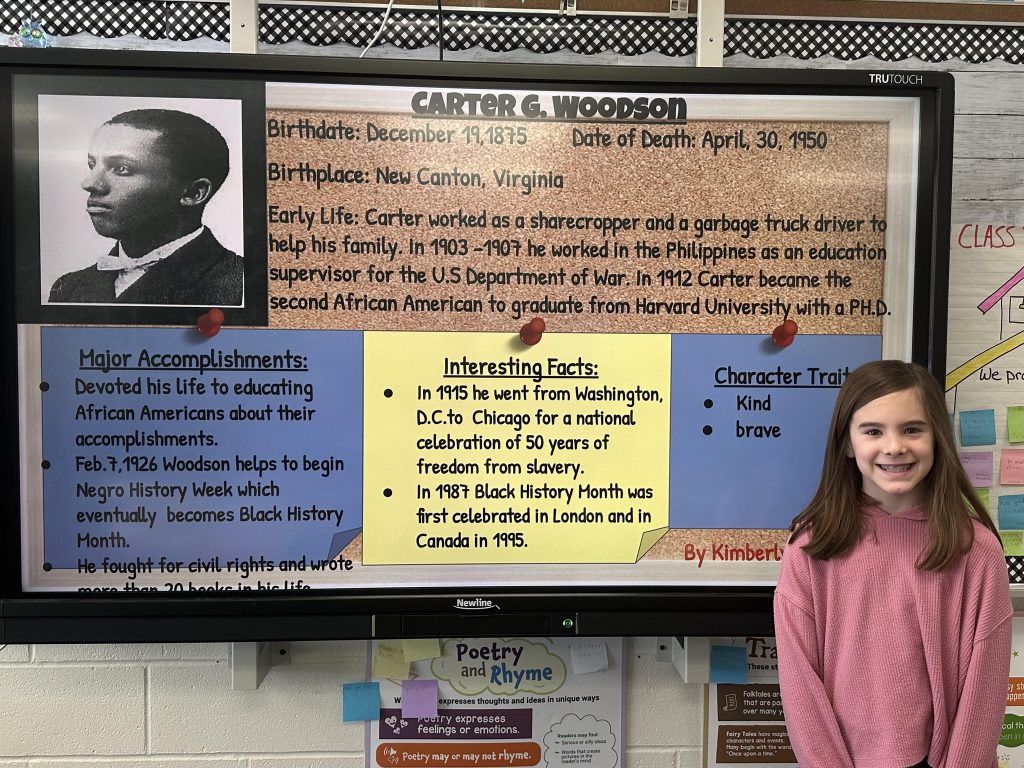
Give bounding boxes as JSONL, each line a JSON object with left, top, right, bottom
{"left": 789, "top": 360, "right": 998, "bottom": 571}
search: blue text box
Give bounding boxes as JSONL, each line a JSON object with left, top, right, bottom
{"left": 40, "top": 326, "right": 363, "bottom": 569}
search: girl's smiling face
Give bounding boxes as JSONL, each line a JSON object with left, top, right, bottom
{"left": 846, "top": 387, "right": 935, "bottom": 514}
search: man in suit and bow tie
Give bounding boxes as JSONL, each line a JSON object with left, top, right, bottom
{"left": 48, "top": 109, "right": 243, "bottom": 306}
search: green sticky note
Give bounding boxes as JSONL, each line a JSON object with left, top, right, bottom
{"left": 978, "top": 488, "right": 990, "bottom": 511}
{"left": 1003, "top": 530, "right": 1024, "bottom": 556}
{"left": 1009, "top": 406, "right": 1024, "bottom": 444}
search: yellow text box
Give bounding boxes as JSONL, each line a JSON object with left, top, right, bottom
{"left": 364, "top": 332, "right": 670, "bottom": 564}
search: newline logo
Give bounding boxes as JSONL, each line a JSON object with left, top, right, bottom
{"left": 869, "top": 73, "right": 923, "bottom": 85}
{"left": 455, "top": 598, "right": 499, "bottom": 611}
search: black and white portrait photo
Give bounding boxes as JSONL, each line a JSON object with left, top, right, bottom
{"left": 37, "top": 95, "right": 245, "bottom": 308}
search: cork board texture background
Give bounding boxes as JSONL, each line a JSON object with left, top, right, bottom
{"left": 265, "top": 107, "right": 890, "bottom": 336}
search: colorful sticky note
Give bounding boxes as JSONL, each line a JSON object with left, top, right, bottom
{"left": 960, "top": 409, "right": 997, "bottom": 447}
{"left": 1002, "top": 530, "right": 1024, "bottom": 557}
{"left": 342, "top": 682, "right": 381, "bottom": 722}
{"left": 1009, "top": 407, "right": 1024, "bottom": 444}
{"left": 1002, "top": 450, "right": 1024, "bottom": 485}
{"left": 373, "top": 641, "right": 411, "bottom": 679}
{"left": 570, "top": 640, "right": 609, "bottom": 675}
{"left": 401, "top": 679, "right": 439, "bottom": 718}
{"left": 402, "top": 638, "right": 441, "bottom": 663}
{"left": 999, "top": 495, "right": 1024, "bottom": 530}
{"left": 977, "top": 488, "right": 990, "bottom": 512}
{"left": 961, "top": 451, "right": 994, "bottom": 487}
{"left": 710, "top": 644, "right": 748, "bottom": 684}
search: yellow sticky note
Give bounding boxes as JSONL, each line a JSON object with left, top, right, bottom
{"left": 1003, "top": 530, "right": 1024, "bottom": 557}
{"left": 373, "top": 641, "right": 410, "bottom": 679}
{"left": 403, "top": 638, "right": 442, "bottom": 662}
{"left": 363, "top": 332, "right": 671, "bottom": 565}
{"left": 1009, "top": 407, "right": 1024, "bottom": 444}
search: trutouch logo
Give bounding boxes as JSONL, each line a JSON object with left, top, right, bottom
{"left": 869, "top": 73, "right": 923, "bottom": 85}
{"left": 454, "top": 598, "right": 500, "bottom": 611}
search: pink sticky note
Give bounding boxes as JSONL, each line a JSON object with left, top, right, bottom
{"left": 960, "top": 451, "right": 994, "bottom": 487}
{"left": 401, "top": 679, "right": 439, "bottom": 718}
{"left": 1001, "top": 449, "right": 1024, "bottom": 485}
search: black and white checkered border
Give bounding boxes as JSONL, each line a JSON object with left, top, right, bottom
{"left": 728, "top": 18, "right": 1024, "bottom": 64}
{"left": 436, "top": 12, "right": 696, "bottom": 55}
{"left": 260, "top": 7, "right": 698, "bottom": 55}
{"left": 167, "top": 2, "right": 229, "bottom": 41}
{"left": 1009, "top": 557, "right": 1024, "bottom": 584}
{"left": 2, "top": 0, "right": 169, "bottom": 39}
{"left": 260, "top": 6, "right": 432, "bottom": 48}
{"left": 7, "top": 2, "right": 1023, "bottom": 62}
{"left": 259, "top": 9, "right": 1024, "bottom": 62}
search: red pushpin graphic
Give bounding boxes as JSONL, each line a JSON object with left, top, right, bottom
{"left": 196, "top": 308, "right": 225, "bottom": 338}
{"left": 771, "top": 318, "right": 798, "bottom": 348}
{"left": 519, "top": 317, "right": 546, "bottom": 346}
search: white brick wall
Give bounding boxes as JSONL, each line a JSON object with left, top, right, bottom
{"left": 150, "top": 663, "right": 366, "bottom": 754}
{"left": 0, "top": 639, "right": 696, "bottom": 766}
{"left": 0, "top": 665, "right": 146, "bottom": 755}
{"left": 32, "top": 644, "right": 227, "bottom": 662}
{"left": 0, "top": 645, "right": 29, "bottom": 663}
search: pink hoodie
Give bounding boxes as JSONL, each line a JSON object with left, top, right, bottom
{"left": 774, "top": 505, "right": 1012, "bottom": 768}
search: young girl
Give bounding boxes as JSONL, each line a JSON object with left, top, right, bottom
{"left": 775, "top": 360, "right": 1012, "bottom": 768}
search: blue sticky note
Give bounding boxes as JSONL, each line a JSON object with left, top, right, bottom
{"left": 960, "top": 409, "right": 997, "bottom": 447}
{"left": 999, "top": 494, "right": 1024, "bottom": 530}
{"left": 710, "top": 645, "right": 748, "bottom": 684}
{"left": 342, "top": 681, "right": 381, "bottom": 722}
{"left": 402, "top": 679, "right": 439, "bottom": 718}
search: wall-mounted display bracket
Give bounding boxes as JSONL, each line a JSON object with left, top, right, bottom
{"left": 656, "top": 636, "right": 710, "bottom": 683}
{"left": 231, "top": 641, "right": 291, "bottom": 690}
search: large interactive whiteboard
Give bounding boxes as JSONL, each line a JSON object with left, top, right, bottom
{"left": 0, "top": 51, "right": 952, "bottom": 641}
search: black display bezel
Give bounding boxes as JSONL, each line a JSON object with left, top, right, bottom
{"left": 0, "top": 49, "right": 953, "bottom": 642}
